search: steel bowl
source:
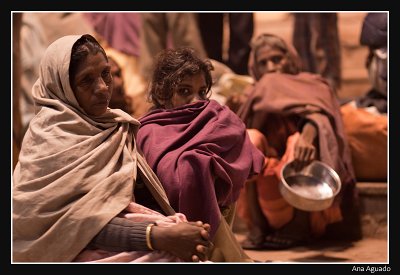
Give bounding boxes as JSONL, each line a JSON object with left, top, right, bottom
{"left": 279, "top": 160, "right": 341, "bottom": 211}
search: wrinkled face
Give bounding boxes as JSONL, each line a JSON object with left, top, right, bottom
{"left": 167, "top": 73, "right": 208, "bottom": 109}
{"left": 368, "top": 48, "right": 387, "bottom": 96}
{"left": 71, "top": 53, "right": 113, "bottom": 116}
{"left": 255, "top": 45, "right": 288, "bottom": 78}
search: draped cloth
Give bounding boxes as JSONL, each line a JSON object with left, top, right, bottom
{"left": 237, "top": 72, "right": 356, "bottom": 236}
{"left": 12, "top": 35, "right": 176, "bottom": 262}
{"left": 137, "top": 100, "right": 264, "bottom": 239}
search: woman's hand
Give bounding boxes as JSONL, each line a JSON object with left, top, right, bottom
{"left": 293, "top": 122, "right": 318, "bottom": 171}
{"left": 151, "top": 221, "right": 213, "bottom": 262}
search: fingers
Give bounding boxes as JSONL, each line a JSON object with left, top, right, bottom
{"left": 195, "top": 244, "right": 207, "bottom": 262}
{"left": 200, "top": 228, "right": 210, "bottom": 241}
{"left": 202, "top": 223, "right": 211, "bottom": 232}
{"left": 194, "top": 220, "right": 203, "bottom": 227}
{"left": 192, "top": 254, "right": 200, "bottom": 262}
{"left": 188, "top": 221, "right": 203, "bottom": 227}
{"left": 309, "top": 148, "right": 316, "bottom": 161}
{"left": 294, "top": 146, "right": 315, "bottom": 171}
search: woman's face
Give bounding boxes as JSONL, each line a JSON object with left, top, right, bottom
{"left": 167, "top": 73, "right": 208, "bottom": 109}
{"left": 71, "top": 52, "right": 113, "bottom": 116}
{"left": 255, "top": 45, "right": 288, "bottom": 78}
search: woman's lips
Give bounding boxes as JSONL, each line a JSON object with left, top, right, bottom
{"left": 93, "top": 100, "right": 109, "bottom": 108}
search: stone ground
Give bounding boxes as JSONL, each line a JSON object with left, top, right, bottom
{"left": 235, "top": 233, "right": 388, "bottom": 263}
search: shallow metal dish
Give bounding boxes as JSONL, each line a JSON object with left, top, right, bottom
{"left": 279, "top": 160, "right": 341, "bottom": 211}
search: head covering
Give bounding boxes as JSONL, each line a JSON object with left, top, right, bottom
{"left": 360, "top": 13, "right": 388, "bottom": 49}
{"left": 13, "top": 35, "right": 142, "bottom": 262}
{"left": 248, "top": 33, "right": 302, "bottom": 81}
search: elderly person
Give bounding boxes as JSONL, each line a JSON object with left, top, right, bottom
{"left": 13, "top": 34, "right": 213, "bottom": 262}
{"left": 235, "top": 33, "right": 359, "bottom": 250}
{"left": 136, "top": 47, "right": 264, "bottom": 261}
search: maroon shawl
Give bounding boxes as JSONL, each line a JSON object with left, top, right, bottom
{"left": 137, "top": 100, "right": 264, "bottom": 237}
{"left": 238, "top": 72, "right": 356, "bottom": 203}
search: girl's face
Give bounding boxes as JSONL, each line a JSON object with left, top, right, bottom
{"left": 71, "top": 52, "right": 113, "bottom": 116}
{"left": 168, "top": 73, "right": 208, "bottom": 109}
{"left": 255, "top": 45, "right": 288, "bottom": 78}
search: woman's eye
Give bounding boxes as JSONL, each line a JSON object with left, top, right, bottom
{"left": 80, "top": 77, "right": 93, "bottom": 85}
{"left": 102, "top": 69, "right": 111, "bottom": 79}
{"left": 258, "top": 60, "right": 267, "bottom": 66}
{"left": 270, "top": 55, "right": 283, "bottom": 64}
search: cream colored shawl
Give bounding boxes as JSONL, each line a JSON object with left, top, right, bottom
{"left": 13, "top": 35, "right": 172, "bottom": 262}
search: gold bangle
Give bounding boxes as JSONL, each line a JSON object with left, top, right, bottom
{"left": 146, "top": 223, "right": 155, "bottom": 251}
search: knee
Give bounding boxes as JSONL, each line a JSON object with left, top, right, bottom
{"left": 247, "top": 128, "right": 268, "bottom": 154}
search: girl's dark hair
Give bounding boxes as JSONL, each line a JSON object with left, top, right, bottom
{"left": 69, "top": 34, "right": 108, "bottom": 87}
{"left": 148, "top": 47, "right": 214, "bottom": 108}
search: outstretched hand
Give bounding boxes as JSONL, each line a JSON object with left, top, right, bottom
{"left": 293, "top": 134, "right": 316, "bottom": 170}
{"left": 293, "top": 122, "right": 318, "bottom": 171}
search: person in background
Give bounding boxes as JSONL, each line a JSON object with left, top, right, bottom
{"left": 235, "top": 33, "right": 359, "bottom": 250}
{"left": 107, "top": 55, "right": 134, "bottom": 115}
{"left": 292, "top": 13, "right": 342, "bottom": 93}
{"left": 198, "top": 13, "right": 254, "bottom": 75}
{"left": 139, "top": 13, "right": 207, "bottom": 82}
{"left": 136, "top": 47, "right": 264, "bottom": 261}
{"left": 13, "top": 34, "right": 213, "bottom": 263}
{"left": 340, "top": 12, "right": 387, "bottom": 181}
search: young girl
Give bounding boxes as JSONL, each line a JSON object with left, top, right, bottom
{"left": 136, "top": 47, "right": 264, "bottom": 261}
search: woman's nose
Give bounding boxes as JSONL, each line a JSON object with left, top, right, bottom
{"left": 95, "top": 78, "right": 109, "bottom": 93}
{"left": 266, "top": 60, "right": 278, "bottom": 73}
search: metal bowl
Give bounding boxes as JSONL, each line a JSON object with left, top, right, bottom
{"left": 279, "top": 160, "right": 341, "bottom": 211}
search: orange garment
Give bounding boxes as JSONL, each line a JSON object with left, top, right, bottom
{"left": 236, "top": 131, "right": 343, "bottom": 237}
{"left": 340, "top": 103, "right": 387, "bottom": 181}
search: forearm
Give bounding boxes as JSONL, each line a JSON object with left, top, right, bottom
{"left": 300, "top": 121, "right": 318, "bottom": 144}
{"left": 89, "top": 217, "right": 155, "bottom": 252}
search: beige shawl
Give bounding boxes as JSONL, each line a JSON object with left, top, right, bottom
{"left": 12, "top": 35, "right": 173, "bottom": 262}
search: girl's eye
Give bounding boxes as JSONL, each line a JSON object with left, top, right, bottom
{"left": 178, "top": 88, "right": 191, "bottom": 96}
{"left": 199, "top": 89, "right": 207, "bottom": 98}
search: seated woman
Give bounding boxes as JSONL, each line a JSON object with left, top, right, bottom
{"left": 235, "top": 33, "right": 359, "bottom": 250}
{"left": 136, "top": 47, "right": 264, "bottom": 261}
{"left": 12, "top": 34, "right": 213, "bottom": 263}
